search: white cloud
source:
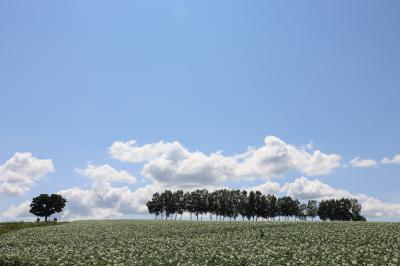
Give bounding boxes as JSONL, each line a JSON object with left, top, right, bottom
{"left": 1, "top": 201, "right": 31, "bottom": 220}
{"left": 361, "top": 197, "right": 400, "bottom": 218}
{"left": 110, "top": 139, "right": 236, "bottom": 187}
{"left": 381, "top": 154, "right": 400, "bottom": 165}
{"left": 57, "top": 181, "right": 161, "bottom": 220}
{"left": 141, "top": 152, "right": 235, "bottom": 188}
{"left": 348, "top": 156, "right": 377, "bottom": 168}
{"left": 245, "top": 181, "right": 281, "bottom": 195}
{"left": 2, "top": 178, "right": 226, "bottom": 221}
{"left": 280, "top": 177, "right": 400, "bottom": 218}
{"left": 282, "top": 177, "right": 353, "bottom": 200}
{"left": 109, "top": 140, "right": 187, "bottom": 163}
{"left": 110, "top": 136, "right": 342, "bottom": 188}
{"left": 0, "top": 152, "right": 54, "bottom": 196}
{"left": 76, "top": 163, "right": 136, "bottom": 184}
{"left": 6, "top": 136, "right": 398, "bottom": 221}
{"left": 4, "top": 175, "right": 400, "bottom": 220}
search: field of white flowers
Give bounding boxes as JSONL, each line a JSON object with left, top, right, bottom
{"left": 0, "top": 221, "right": 399, "bottom": 265}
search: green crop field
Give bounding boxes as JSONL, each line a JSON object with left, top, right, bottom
{"left": 0, "top": 222, "right": 60, "bottom": 237}
{"left": 0, "top": 221, "right": 399, "bottom": 265}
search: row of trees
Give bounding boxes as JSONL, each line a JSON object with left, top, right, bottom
{"left": 147, "top": 189, "right": 366, "bottom": 221}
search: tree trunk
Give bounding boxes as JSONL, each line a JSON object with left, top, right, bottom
{"left": 45, "top": 216, "right": 48, "bottom": 222}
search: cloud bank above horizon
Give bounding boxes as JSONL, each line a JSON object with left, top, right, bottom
{"left": 1, "top": 136, "right": 400, "bottom": 221}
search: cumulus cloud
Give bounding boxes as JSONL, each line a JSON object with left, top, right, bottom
{"left": 1, "top": 201, "right": 31, "bottom": 220}
{"left": 282, "top": 177, "right": 353, "bottom": 200}
{"left": 245, "top": 181, "right": 281, "bottom": 195}
{"left": 7, "top": 136, "right": 398, "bottom": 220}
{"left": 5, "top": 175, "right": 400, "bottom": 220}
{"left": 348, "top": 156, "right": 378, "bottom": 168}
{"left": 110, "top": 139, "right": 236, "bottom": 187}
{"left": 235, "top": 136, "right": 341, "bottom": 178}
{"left": 361, "top": 197, "right": 400, "bottom": 218}
{"left": 280, "top": 177, "right": 400, "bottom": 218}
{"left": 56, "top": 134, "right": 343, "bottom": 221}
{"left": 76, "top": 163, "right": 136, "bottom": 184}
{"left": 56, "top": 157, "right": 226, "bottom": 220}
{"left": 57, "top": 181, "right": 162, "bottom": 220}
{"left": 110, "top": 136, "right": 342, "bottom": 188}
{"left": 0, "top": 152, "right": 54, "bottom": 196}
{"left": 381, "top": 154, "right": 400, "bottom": 165}
{"left": 109, "top": 140, "right": 187, "bottom": 163}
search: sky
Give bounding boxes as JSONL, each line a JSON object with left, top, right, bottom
{"left": 1, "top": 0, "right": 400, "bottom": 221}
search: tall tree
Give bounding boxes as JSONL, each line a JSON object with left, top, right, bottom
{"left": 147, "top": 192, "right": 163, "bottom": 220}
{"left": 350, "top": 198, "right": 366, "bottom": 221}
{"left": 297, "top": 203, "right": 308, "bottom": 221}
{"left": 239, "top": 190, "right": 248, "bottom": 221}
{"left": 292, "top": 199, "right": 301, "bottom": 220}
{"left": 259, "top": 195, "right": 268, "bottom": 220}
{"left": 29, "top": 194, "right": 67, "bottom": 222}
{"left": 184, "top": 192, "right": 194, "bottom": 220}
{"left": 335, "top": 198, "right": 352, "bottom": 221}
{"left": 306, "top": 200, "right": 318, "bottom": 221}
{"left": 247, "top": 191, "right": 256, "bottom": 220}
{"left": 254, "top": 191, "right": 263, "bottom": 221}
{"left": 173, "top": 190, "right": 185, "bottom": 220}
{"left": 230, "top": 190, "right": 241, "bottom": 221}
{"left": 207, "top": 191, "right": 217, "bottom": 221}
{"left": 278, "top": 196, "right": 294, "bottom": 221}
{"left": 317, "top": 200, "right": 329, "bottom": 221}
{"left": 267, "top": 194, "right": 278, "bottom": 220}
{"left": 147, "top": 190, "right": 366, "bottom": 222}
{"left": 191, "top": 190, "right": 204, "bottom": 221}
{"left": 161, "top": 190, "right": 175, "bottom": 220}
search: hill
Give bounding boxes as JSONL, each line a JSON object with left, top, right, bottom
{"left": 0, "top": 221, "right": 399, "bottom": 265}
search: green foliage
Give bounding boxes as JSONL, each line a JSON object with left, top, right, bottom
{"left": 317, "top": 198, "right": 366, "bottom": 221}
{"left": 306, "top": 200, "right": 318, "bottom": 220}
{"left": 147, "top": 190, "right": 366, "bottom": 222}
{"left": 0, "top": 221, "right": 398, "bottom": 265}
{"left": 29, "top": 194, "right": 67, "bottom": 222}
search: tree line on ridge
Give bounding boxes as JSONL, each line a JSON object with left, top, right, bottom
{"left": 146, "top": 189, "right": 366, "bottom": 222}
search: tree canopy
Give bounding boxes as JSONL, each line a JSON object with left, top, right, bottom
{"left": 29, "top": 194, "right": 67, "bottom": 222}
{"left": 147, "top": 189, "right": 366, "bottom": 222}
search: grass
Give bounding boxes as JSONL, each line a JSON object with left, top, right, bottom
{"left": 0, "top": 221, "right": 63, "bottom": 236}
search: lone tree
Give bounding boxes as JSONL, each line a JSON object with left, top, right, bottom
{"left": 29, "top": 194, "right": 67, "bottom": 222}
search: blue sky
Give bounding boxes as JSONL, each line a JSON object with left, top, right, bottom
{"left": 1, "top": 0, "right": 400, "bottom": 221}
